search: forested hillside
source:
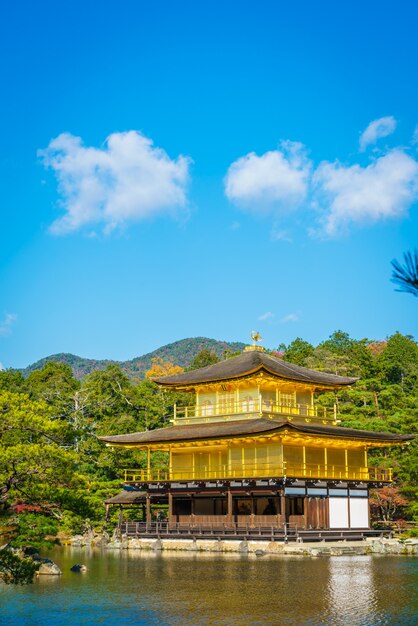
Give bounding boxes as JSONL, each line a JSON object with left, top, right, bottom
{"left": 20, "top": 337, "right": 246, "bottom": 379}
{"left": 0, "top": 330, "right": 416, "bottom": 549}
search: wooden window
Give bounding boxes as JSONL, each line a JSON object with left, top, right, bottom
{"left": 255, "top": 496, "right": 281, "bottom": 515}
{"left": 173, "top": 498, "right": 192, "bottom": 515}
{"left": 286, "top": 497, "right": 304, "bottom": 516}
{"left": 242, "top": 395, "right": 255, "bottom": 412}
{"left": 280, "top": 392, "right": 295, "bottom": 407}
{"left": 305, "top": 447, "right": 325, "bottom": 466}
{"left": 201, "top": 400, "right": 214, "bottom": 416}
{"left": 283, "top": 445, "right": 303, "bottom": 464}
{"left": 219, "top": 392, "right": 234, "bottom": 413}
{"left": 234, "top": 498, "right": 252, "bottom": 515}
{"left": 347, "top": 449, "right": 365, "bottom": 466}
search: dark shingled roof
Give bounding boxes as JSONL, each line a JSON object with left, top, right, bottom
{"left": 104, "top": 490, "right": 146, "bottom": 505}
{"left": 154, "top": 349, "right": 357, "bottom": 388}
{"left": 99, "top": 418, "right": 415, "bottom": 446}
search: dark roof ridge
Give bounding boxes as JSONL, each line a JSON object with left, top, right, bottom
{"left": 259, "top": 351, "right": 355, "bottom": 383}
{"left": 98, "top": 417, "right": 415, "bottom": 446}
{"left": 154, "top": 348, "right": 357, "bottom": 387}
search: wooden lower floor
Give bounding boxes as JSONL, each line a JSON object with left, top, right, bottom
{"left": 115, "top": 481, "right": 373, "bottom": 533}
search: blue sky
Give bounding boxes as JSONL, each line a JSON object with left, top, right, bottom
{"left": 1, "top": 1, "right": 417, "bottom": 368}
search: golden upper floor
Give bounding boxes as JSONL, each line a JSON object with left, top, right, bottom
{"left": 154, "top": 347, "right": 356, "bottom": 425}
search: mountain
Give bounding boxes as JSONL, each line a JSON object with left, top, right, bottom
{"left": 21, "top": 337, "right": 247, "bottom": 380}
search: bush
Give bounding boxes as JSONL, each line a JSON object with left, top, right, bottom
{"left": 0, "top": 549, "right": 40, "bottom": 584}
{"left": 11, "top": 513, "right": 58, "bottom": 550}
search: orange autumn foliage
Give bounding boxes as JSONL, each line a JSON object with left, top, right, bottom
{"left": 145, "top": 357, "right": 184, "bottom": 379}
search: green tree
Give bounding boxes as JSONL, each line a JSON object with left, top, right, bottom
{"left": 11, "top": 513, "right": 59, "bottom": 550}
{"left": 0, "top": 391, "right": 76, "bottom": 506}
{"left": 377, "top": 332, "right": 418, "bottom": 389}
{"left": 186, "top": 349, "right": 220, "bottom": 371}
{"left": 0, "top": 550, "right": 39, "bottom": 584}
{"left": 0, "top": 369, "right": 26, "bottom": 393}
{"left": 280, "top": 338, "right": 314, "bottom": 366}
{"left": 26, "top": 362, "right": 79, "bottom": 421}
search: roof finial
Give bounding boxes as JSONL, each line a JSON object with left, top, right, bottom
{"left": 251, "top": 330, "right": 263, "bottom": 345}
{"left": 245, "top": 330, "right": 265, "bottom": 352}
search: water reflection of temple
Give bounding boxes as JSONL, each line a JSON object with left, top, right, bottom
{"left": 100, "top": 343, "right": 413, "bottom": 538}
{"left": 327, "top": 557, "right": 376, "bottom": 623}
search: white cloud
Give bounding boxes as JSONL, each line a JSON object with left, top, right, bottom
{"left": 313, "top": 149, "right": 418, "bottom": 236}
{"left": 271, "top": 227, "right": 292, "bottom": 243}
{"left": 225, "top": 118, "right": 418, "bottom": 238}
{"left": 225, "top": 141, "right": 311, "bottom": 214}
{"left": 281, "top": 313, "right": 299, "bottom": 323}
{"left": 0, "top": 313, "right": 17, "bottom": 337}
{"left": 258, "top": 311, "right": 274, "bottom": 321}
{"left": 0, "top": 363, "right": 4, "bottom": 371}
{"left": 39, "top": 131, "right": 192, "bottom": 234}
{"left": 359, "top": 116, "right": 397, "bottom": 151}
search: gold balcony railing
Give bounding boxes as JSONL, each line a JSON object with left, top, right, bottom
{"left": 124, "top": 463, "right": 392, "bottom": 484}
{"left": 174, "top": 401, "right": 336, "bottom": 424}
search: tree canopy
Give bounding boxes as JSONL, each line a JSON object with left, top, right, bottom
{"left": 0, "top": 330, "right": 416, "bottom": 556}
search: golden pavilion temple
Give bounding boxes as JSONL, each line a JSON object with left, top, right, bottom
{"left": 100, "top": 344, "right": 414, "bottom": 537}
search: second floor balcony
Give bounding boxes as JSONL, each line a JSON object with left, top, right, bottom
{"left": 124, "top": 463, "right": 393, "bottom": 484}
{"left": 173, "top": 399, "right": 337, "bottom": 424}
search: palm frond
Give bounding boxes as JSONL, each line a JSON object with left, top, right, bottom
{"left": 391, "top": 249, "right": 418, "bottom": 297}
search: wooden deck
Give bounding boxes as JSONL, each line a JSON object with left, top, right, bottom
{"left": 119, "top": 521, "right": 391, "bottom": 542}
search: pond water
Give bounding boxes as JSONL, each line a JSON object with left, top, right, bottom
{"left": 0, "top": 548, "right": 417, "bottom": 625}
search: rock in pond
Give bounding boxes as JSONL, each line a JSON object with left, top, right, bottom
{"left": 37, "top": 561, "right": 62, "bottom": 576}
{"left": 70, "top": 564, "right": 87, "bottom": 572}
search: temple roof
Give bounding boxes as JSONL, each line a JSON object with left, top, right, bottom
{"left": 154, "top": 349, "right": 357, "bottom": 389}
{"left": 104, "top": 490, "right": 146, "bottom": 505}
{"left": 99, "top": 418, "right": 414, "bottom": 446}
{"left": 104, "top": 490, "right": 167, "bottom": 504}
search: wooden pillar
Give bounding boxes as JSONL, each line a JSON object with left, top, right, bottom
{"left": 325, "top": 491, "right": 330, "bottom": 529}
{"left": 227, "top": 489, "right": 233, "bottom": 527}
{"left": 168, "top": 491, "right": 173, "bottom": 522}
{"left": 191, "top": 494, "right": 195, "bottom": 524}
{"left": 118, "top": 505, "right": 123, "bottom": 528}
{"left": 146, "top": 493, "right": 151, "bottom": 529}
{"left": 104, "top": 504, "right": 110, "bottom": 521}
{"left": 251, "top": 494, "right": 255, "bottom": 527}
{"left": 347, "top": 495, "right": 351, "bottom": 529}
{"left": 303, "top": 496, "right": 308, "bottom": 529}
{"left": 280, "top": 492, "right": 286, "bottom": 528}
